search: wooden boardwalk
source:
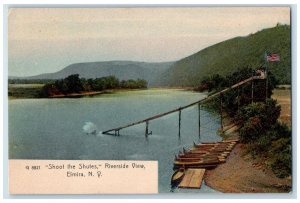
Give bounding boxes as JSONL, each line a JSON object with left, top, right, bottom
{"left": 179, "top": 169, "right": 206, "bottom": 189}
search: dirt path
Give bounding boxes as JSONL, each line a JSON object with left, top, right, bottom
{"left": 204, "top": 143, "right": 291, "bottom": 193}
{"left": 272, "top": 88, "right": 291, "bottom": 128}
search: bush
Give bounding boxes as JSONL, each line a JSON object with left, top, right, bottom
{"left": 239, "top": 116, "right": 263, "bottom": 143}
{"left": 269, "top": 137, "right": 292, "bottom": 178}
{"left": 237, "top": 100, "right": 291, "bottom": 178}
{"left": 255, "top": 134, "right": 272, "bottom": 153}
{"left": 237, "top": 99, "right": 281, "bottom": 143}
{"left": 271, "top": 122, "right": 291, "bottom": 139}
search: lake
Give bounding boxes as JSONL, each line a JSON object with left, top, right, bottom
{"left": 9, "top": 89, "right": 222, "bottom": 193}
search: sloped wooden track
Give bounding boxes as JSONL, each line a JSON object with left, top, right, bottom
{"left": 102, "top": 76, "right": 263, "bottom": 136}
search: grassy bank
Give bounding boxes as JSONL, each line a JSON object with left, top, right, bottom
{"left": 8, "top": 84, "right": 44, "bottom": 99}
{"left": 272, "top": 88, "right": 291, "bottom": 128}
{"left": 8, "top": 84, "right": 150, "bottom": 99}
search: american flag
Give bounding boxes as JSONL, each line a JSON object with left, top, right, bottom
{"left": 266, "top": 53, "right": 280, "bottom": 62}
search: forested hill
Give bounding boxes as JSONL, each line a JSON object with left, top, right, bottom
{"left": 19, "top": 61, "right": 173, "bottom": 86}
{"left": 157, "top": 24, "right": 291, "bottom": 86}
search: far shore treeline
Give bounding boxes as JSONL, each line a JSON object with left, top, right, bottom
{"left": 9, "top": 74, "right": 148, "bottom": 98}
{"left": 40, "top": 74, "right": 147, "bottom": 97}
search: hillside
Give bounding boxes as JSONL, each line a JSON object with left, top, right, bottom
{"left": 157, "top": 25, "right": 291, "bottom": 86}
{"left": 12, "top": 25, "right": 290, "bottom": 87}
{"left": 21, "top": 61, "right": 173, "bottom": 86}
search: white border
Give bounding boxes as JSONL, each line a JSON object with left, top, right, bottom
{"left": 1, "top": 0, "right": 299, "bottom": 202}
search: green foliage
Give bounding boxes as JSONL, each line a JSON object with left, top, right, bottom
{"left": 196, "top": 74, "right": 227, "bottom": 92}
{"left": 40, "top": 74, "right": 147, "bottom": 97}
{"left": 269, "top": 137, "right": 292, "bottom": 178}
{"left": 8, "top": 86, "right": 43, "bottom": 98}
{"left": 205, "top": 67, "right": 291, "bottom": 178}
{"left": 159, "top": 25, "right": 291, "bottom": 86}
{"left": 256, "top": 134, "right": 272, "bottom": 153}
{"left": 237, "top": 99, "right": 281, "bottom": 143}
{"left": 64, "top": 74, "right": 83, "bottom": 93}
{"left": 236, "top": 100, "right": 291, "bottom": 178}
{"left": 40, "top": 83, "right": 61, "bottom": 97}
{"left": 269, "top": 122, "right": 291, "bottom": 140}
{"left": 239, "top": 116, "right": 263, "bottom": 143}
{"left": 120, "top": 79, "right": 148, "bottom": 89}
{"left": 9, "top": 79, "right": 56, "bottom": 84}
{"left": 41, "top": 74, "right": 83, "bottom": 96}
{"left": 199, "top": 67, "right": 279, "bottom": 117}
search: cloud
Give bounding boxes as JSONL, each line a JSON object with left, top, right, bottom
{"left": 9, "top": 7, "right": 290, "bottom": 41}
{"left": 8, "top": 7, "right": 291, "bottom": 76}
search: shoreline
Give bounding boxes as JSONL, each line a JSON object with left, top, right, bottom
{"left": 204, "top": 143, "right": 291, "bottom": 193}
{"left": 48, "top": 91, "right": 105, "bottom": 98}
{"left": 203, "top": 89, "right": 292, "bottom": 193}
{"left": 8, "top": 87, "right": 196, "bottom": 99}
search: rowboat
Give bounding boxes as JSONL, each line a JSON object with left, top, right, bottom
{"left": 193, "top": 141, "right": 235, "bottom": 148}
{"left": 190, "top": 146, "right": 234, "bottom": 152}
{"left": 174, "top": 159, "right": 223, "bottom": 168}
{"left": 171, "top": 168, "right": 185, "bottom": 187}
{"left": 177, "top": 153, "right": 226, "bottom": 158}
{"left": 183, "top": 148, "right": 230, "bottom": 155}
{"left": 175, "top": 157, "right": 222, "bottom": 162}
{"left": 173, "top": 162, "right": 217, "bottom": 169}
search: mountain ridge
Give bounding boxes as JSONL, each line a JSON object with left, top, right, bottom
{"left": 157, "top": 24, "right": 291, "bottom": 86}
{"left": 11, "top": 25, "right": 291, "bottom": 86}
{"left": 14, "top": 61, "right": 174, "bottom": 86}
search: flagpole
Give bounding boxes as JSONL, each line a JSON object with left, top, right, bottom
{"left": 265, "top": 51, "right": 268, "bottom": 101}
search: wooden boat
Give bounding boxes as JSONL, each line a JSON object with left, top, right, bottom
{"left": 193, "top": 144, "right": 217, "bottom": 149}
{"left": 183, "top": 149, "right": 209, "bottom": 154}
{"left": 190, "top": 146, "right": 231, "bottom": 151}
{"left": 175, "top": 157, "right": 222, "bottom": 162}
{"left": 183, "top": 148, "right": 229, "bottom": 154}
{"left": 177, "top": 154, "right": 207, "bottom": 159}
{"left": 192, "top": 146, "right": 227, "bottom": 151}
{"left": 201, "top": 140, "right": 238, "bottom": 144}
{"left": 223, "top": 139, "right": 239, "bottom": 143}
{"left": 178, "top": 151, "right": 227, "bottom": 158}
{"left": 183, "top": 148, "right": 212, "bottom": 154}
{"left": 176, "top": 157, "right": 226, "bottom": 163}
{"left": 174, "top": 159, "right": 223, "bottom": 168}
{"left": 173, "top": 162, "right": 217, "bottom": 169}
{"left": 171, "top": 168, "right": 185, "bottom": 187}
{"left": 190, "top": 146, "right": 234, "bottom": 153}
{"left": 193, "top": 141, "right": 234, "bottom": 148}
{"left": 177, "top": 153, "right": 225, "bottom": 159}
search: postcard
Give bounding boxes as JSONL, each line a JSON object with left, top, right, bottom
{"left": 6, "top": 6, "right": 292, "bottom": 195}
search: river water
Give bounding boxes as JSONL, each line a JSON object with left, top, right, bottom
{"left": 9, "top": 89, "right": 222, "bottom": 193}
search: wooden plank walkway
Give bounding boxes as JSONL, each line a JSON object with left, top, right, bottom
{"left": 179, "top": 169, "right": 206, "bottom": 189}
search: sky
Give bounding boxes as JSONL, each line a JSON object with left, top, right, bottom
{"left": 8, "top": 7, "right": 290, "bottom": 77}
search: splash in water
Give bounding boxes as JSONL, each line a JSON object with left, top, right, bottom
{"left": 97, "top": 131, "right": 104, "bottom": 137}
{"left": 82, "top": 122, "right": 97, "bottom": 135}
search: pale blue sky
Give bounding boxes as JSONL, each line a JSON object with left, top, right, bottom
{"left": 8, "top": 7, "right": 290, "bottom": 77}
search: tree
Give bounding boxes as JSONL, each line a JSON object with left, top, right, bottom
{"left": 64, "top": 74, "right": 83, "bottom": 93}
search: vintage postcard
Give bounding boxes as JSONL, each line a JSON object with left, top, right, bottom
{"left": 6, "top": 6, "right": 293, "bottom": 195}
